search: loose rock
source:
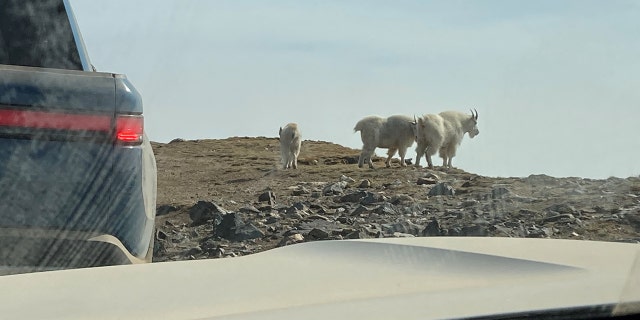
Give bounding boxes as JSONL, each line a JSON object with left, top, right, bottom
{"left": 239, "top": 205, "right": 261, "bottom": 214}
{"left": 417, "top": 178, "right": 437, "bottom": 186}
{"left": 278, "top": 233, "right": 305, "bottom": 247}
{"left": 258, "top": 191, "right": 276, "bottom": 205}
{"left": 216, "top": 213, "right": 265, "bottom": 241}
{"left": 307, "top": 228, "right": 330, "bottom": 240}
{"left": 292, "top": 186, "right": 310, "bottom": 196}
{"left": 422, "top": 219, "right": 442, "bottom": 236}
{"left": 156, "top": 205, "right": 178, "bottom": 216}
{"left": 323, "top": 181, "right": 348, "bottom": 196}
{"left": 188, "top": 201, "right": 227, "bottom": 226}
{"left": 358, "top": 179, "right": 372, "bottom": 188}
{"left": 339, "top": 191, "right": 369, "bottom": 203}
{"left": 428, "top": 182, "right": 455, "bottom": 196}
{"left": 491, "top": 186, "right": 511, "bottom": 199}
{"left": 382, "top": 221, "right": 423, "bottom": 236}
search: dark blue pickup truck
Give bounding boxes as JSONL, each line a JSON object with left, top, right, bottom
{"left": 0, "top": 0, "right": 157, "bottom": 271}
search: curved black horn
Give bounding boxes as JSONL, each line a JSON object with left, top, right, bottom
{"left": 473, "top": 108, "right": 478, "bottom": 120}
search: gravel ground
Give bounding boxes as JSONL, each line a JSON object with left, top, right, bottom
{"left": 152, "top": 137, "right": 640, "bottom": 262}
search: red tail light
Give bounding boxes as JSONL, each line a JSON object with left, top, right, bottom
{"left": 0, "top": 109, "right": 111, "bottom": 131}
{"left": 0, "top": 109, "right": 144, "bottom": 144}
{"left": 115, "top": 115, "right": 144, "bottom": 144}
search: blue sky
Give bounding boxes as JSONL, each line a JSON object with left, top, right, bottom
{"left": 71, "top": 0, "right": 639, "bottom": 178}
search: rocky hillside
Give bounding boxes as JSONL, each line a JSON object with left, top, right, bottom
{"left": 151, "top": 137, "right": 640, "bottom": 262}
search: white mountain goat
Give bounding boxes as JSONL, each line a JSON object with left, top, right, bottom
{"left": 279, "top": 123, "right": 301, "bottom": 169}
{"left": 353, "top": 115, "right": 416, "bottom": 169}
{"left": 414, "top": 109, "right": 479, "bottom": 169}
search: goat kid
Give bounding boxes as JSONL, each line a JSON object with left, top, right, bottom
{"left": 279, "top": 123, "right": 301, "bottom": 169}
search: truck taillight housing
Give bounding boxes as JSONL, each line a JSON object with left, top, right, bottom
{"left": 0, "top": 109, "right": 111, "bottom": 131}
{"left": 115, "top": 114, "right": 144, "bottom": 145}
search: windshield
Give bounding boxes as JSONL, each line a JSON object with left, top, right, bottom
{"left": 1, "top": 0, "right": 639, "bottom": 319}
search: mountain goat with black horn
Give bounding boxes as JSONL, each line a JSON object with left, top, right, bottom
{"left": 414, "top": 109, "right": 479, "bottom": 169}
{"left": 279, "top": 123, "right": 301, "bottom": 169}
{"left": 353, "top": 115, "right": 417, "bottom": 169}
